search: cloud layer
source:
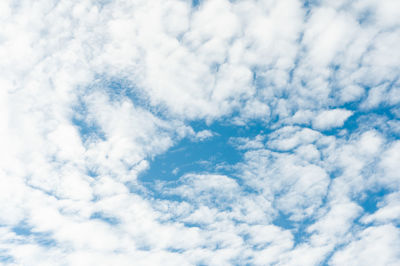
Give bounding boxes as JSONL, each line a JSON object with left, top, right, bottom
{"left": 1, "top": 0, "right": 400, "bottom": 265}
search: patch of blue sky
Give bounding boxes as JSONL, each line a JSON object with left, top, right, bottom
{"left": 302, "top": 0, "right": 315, "bottom": 10}
{"left": 72, "top": 115, "right": 106, "bottom": 143}
{"left": 139, "top": 119, "right": 268, "bottom": 183}
{"left": 137, "top": 119, "right": 269, "bottom": 203}
{"left": 191, "top": 0, "right": 201, "bottom": 8}
{"left": 12, "top": 224, "right": 56, "bottom": 247}
{"left": 12, "top": 224, "right": 31, "bottom": 236}
{"left": 180, "top": 221, "right": 208, "bottom": 229}
{"left": 345, "top": 110, "right": 399, "bottom": 140}
{"left": 357, "top": 188, "right": 391, "bottom": 214}
{"left": 0, "top": 254, "right": 13, "bottom": 264}
{"left": 273, "top": 212, "right": 298, "bottom": 230}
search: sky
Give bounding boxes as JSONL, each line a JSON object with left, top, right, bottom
{"left": 0, "top": 0, "right": 400, "bottom": 265}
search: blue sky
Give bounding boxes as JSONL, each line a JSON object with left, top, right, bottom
{"left": 1, "top": 0, "right": 400, "bottom": 265}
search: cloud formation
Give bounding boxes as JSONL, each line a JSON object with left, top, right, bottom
{"left": 1, "top": 0, "right": 399, "bottom": 265}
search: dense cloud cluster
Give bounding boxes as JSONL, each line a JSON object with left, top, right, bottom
{"left": 1, "top": 0, "right": 400, "bottom": 265}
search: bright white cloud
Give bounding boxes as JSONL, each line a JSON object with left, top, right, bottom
{"left": 312, "top": 109, "right": 353, "bottom": 130}
{"left": 330, "top": 225, "right": 400, "bottom": 266}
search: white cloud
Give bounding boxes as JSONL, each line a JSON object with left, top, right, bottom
{"left": 357, "top": 130, "right": 383, "bottom": 156}
{"left": 340, "top": 85, "right": 365, "bottom": 103}
{"left": 169, "top": 174, "right": 240, "bottom": 205}
{"left": 312, "top": 109, "right": 353, "bottom": 130}
{"left": 330, "top": 225, "right": 400, "bottom": 266}
{"left": 308, "top": 201, "right": 362, "bottom": 246}
{"left": 229, "top": 135, "right": 265, "bottom": 150}
{"left": 378, "top": 141, "right": 400, "bottom": 187}
{"left": 193, "top": 129, "right": 214, "bottom": 141}
{"left": 267, "top": 126, "right": 321, "bottom": 151}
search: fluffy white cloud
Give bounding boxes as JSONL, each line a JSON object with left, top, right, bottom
{"left": 330, "top": 225, "right": 400, "bottom": 266}
{"left": 312, "top": 109, "right": 353, "bottom": 130}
